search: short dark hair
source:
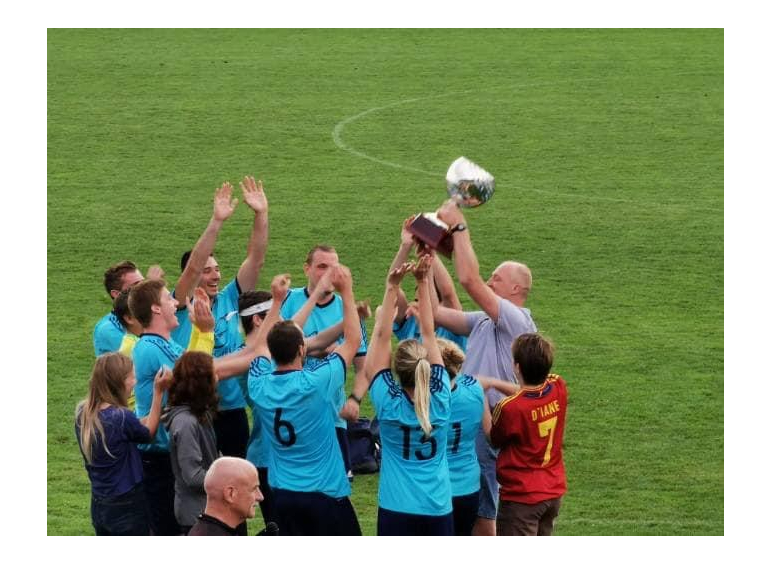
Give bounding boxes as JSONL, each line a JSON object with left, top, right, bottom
{"left": 128, "top": 279, "right": 166, "bottom": 328}
{"left": 180, "top": 250, "right": 214, "bottom": 273}
{"left": 267, "top": 321, "right": 305, "bottom": 365}
{"left": 112, "top": 289, "right": 133, "bottom": 330}
{"left": 304, "top": 244, "right": 336, "bottom": 265}
{"left": 512, "top": 333, "right": 554, "bottom": 386}
{"left": 238, "top": 290, "right": 272, "bottom": 335}
{"left": 103, "top": 261, "right": 139, "bottom": 296}
{"left": 168, "top": 352, "right": 219, "bottom": 423}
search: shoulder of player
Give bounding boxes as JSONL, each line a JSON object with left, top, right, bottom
{"left": 456, "top": 374, "right": 480, "bottom": 388}
{"left": 279, "top": 287, "right": 308, "bottom": 311}
{"left": 95, "top": 312, "right": 121, "bottom": 332}
{"left": 134, "top": 334, "right": 183, "bottom": 361}
{"left": 305, "top": 352, "right": 346, "bottom": 375}
{"left": 371, "top": 368, "right": 402, "bottom": 398}
{"left": 548, "top": 373, "right": 567, "bottom": 389}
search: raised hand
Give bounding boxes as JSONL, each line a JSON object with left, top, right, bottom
{"left": 153, "top": 366, "right": 174, "bottom": 392}
{"left": 331, "top": 264, "right": 353, "bottom": 293}
{"left": 146, "top": 264, "right": 165, "bottom": 281}
{"left": 401, "top": 215, "right": 417, "bottom": 247}
{"left": 437, "top": 198, "right": 464, "bottom": 229}
{"left": 315, "top": 268, "right": 335, "bottom": 297}
{"left": 188, "top": 287, "right": 214, "bottom": 333}
{"left": 387, "top": 261, "right": 414, "bottom": 287}
{"left": 213, "top": 181, "right": 239, "bottom": 222}
{"left": 271, "top": 273, "right": 292, "bottom": 302}
{"left": 241, "top": 176, "right": 268, "bottom": 214}
{"left": 413, "top": 253, "right": 433, "bottom": 281}
{"left": 356, "top": 300, "right": 372, "bottom": 320}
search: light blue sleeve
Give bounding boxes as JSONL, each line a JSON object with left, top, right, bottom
{"left": 93, "top": 314, "right": 125, "bottom": 356}
{"left": 220, "top": 278, "right": 241, "bottom": 308}
{"left": 308, "top": 352, "right": 346, "bottom": 402}
{"left": 428, "top": 364, "right": 452, "bottom": 422}
{"left": 279, "top": 288, "right": 303, "bottom": 319}
{"left": 369, "top": 369, "right": 402, "bottom": 421}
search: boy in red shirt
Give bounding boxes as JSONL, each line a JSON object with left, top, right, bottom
{"left": 490, "top": 333, "right": 567, "bottom": 535}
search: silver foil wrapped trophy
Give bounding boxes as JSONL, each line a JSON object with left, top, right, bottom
{"left": 407, "top": 157, "right": 495, "bottom": 257}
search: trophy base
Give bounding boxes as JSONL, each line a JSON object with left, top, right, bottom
{"left": 407, "top": 213, "right": 454, "bottom": 258}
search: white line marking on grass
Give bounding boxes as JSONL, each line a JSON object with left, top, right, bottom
{"left": 564, "top": 517, "right": 719, "bottom": 528}
{"left": 331, "top": 74, "right": 721, "bottom": 213}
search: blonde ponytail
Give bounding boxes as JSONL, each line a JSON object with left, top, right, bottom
{"left": 436, "top": 338, "right": 465, "bottom": 380}
{"left": 413, "top": 358, "right": 432, "bottom": 437}
{"left": 394, "top": 339, "right": 433, "bottom": 437}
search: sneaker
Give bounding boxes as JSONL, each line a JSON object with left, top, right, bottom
{"left": 347, "top": 469, "right": 354, "bottom": 482}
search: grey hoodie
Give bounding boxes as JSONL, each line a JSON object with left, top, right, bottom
{"left": 162, "top": 406, "right": 219, "bottom": 527}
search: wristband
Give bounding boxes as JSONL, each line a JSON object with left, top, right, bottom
{"left": 348, "top": 393, "right": 362, "bottom": 405}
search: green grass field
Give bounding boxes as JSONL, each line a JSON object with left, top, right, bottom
{"left": 47, "top": 28, "right": 723, "bottom": 535}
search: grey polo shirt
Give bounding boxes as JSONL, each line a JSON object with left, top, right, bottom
{"left": 460, "top": 297, "right": 536, "bottom": 409}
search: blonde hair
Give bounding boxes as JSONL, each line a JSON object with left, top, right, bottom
{"left": 393, "top": 339, "right": 433, "bottom": 437}
{"left": 75, "top": 353, "right": 133, "bottom": 465}
{"left": 436, "top": 338, "right": 465, "bottom": 380}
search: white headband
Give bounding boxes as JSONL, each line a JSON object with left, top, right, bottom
{"left": 240, "top": 300, "right": 273, "bottom": 317}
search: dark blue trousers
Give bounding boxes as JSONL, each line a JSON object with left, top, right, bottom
{"left": 377, "top": 506, "right": 454, "bottom": 536}
{"left": 91, "top": 482, "right": 150, "bottom": 536}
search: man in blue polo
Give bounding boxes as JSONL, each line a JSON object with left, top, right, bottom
{"left": 251, "top": 266, "right": 362, "bottom": 535}
{"left": 171, "top": 177, "right": 268, "bottom": 461}
{"left": 129, "top": 279, "right": 186, "bottom": 535}
{"left": 93, "top": 261, "right": 163, "bottom": 356}
{"left": 280, "top": 245, "right": 367, "bottom": 478}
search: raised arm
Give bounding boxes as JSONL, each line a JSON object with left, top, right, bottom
{"left": 139, "top": 367, "right": 174, "bottom": 439}
{"left": 214, "top": 274, "right": 290, "bottom": 380}
{"left": 432, "top": 254, "right": 463, "bottom": 311}
{"left": 328, "top": 265, "right": 362, "bottom": 366}
{"left": 426, "top": 251, "right": 470, "bottom": 336}
{"left": 175, "top": 183, "right": 238, "bottom": 303}
{"left": 186, "top": 288, "right": 215, "bottom": 354}
{"left": 342, "top": 262, "right": 413, "bottom": 421}
{"left": 236, "top": 176, "right": 269, "bottom": 291}
{"left": 305, "top": 321, "right": 343, "bottom": 354}
{"left": 412, "top": 253, "right": 442, "bottom": 366}
{"left": 392, "top": 217, "right": 416, "bottom": 323}
{"left": 292, "top": 269, "right": 333, "bottom": 330}
{"left": 437, "top": 200, "right": 501, "bottom": 322}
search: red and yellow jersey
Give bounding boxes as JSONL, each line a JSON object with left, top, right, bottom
{"left": 491, "top": 374, "right": 568, "bottom": 504}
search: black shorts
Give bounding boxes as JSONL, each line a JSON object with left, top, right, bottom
{"left": 140, "top": 451, "right": 180, "bottom": 535}
{"left": 213, "top": 407, "right": 249, "bottom": 458}
{"left": 452, "top": 491, "right": 480, "bottom": 535}
{"left": 272, "top": 488, "right": 361, "bottom": 536}
{"left": 257, "top": 466, "right": 276, "bottom": 526}
{"left": 377, "top": 506, "right": 454, "bottom": 536}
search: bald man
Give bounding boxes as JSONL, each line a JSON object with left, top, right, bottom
{"left": 188, "top": 457, "right": 263, "bottom": 536}
{"left": 435, "top": 200, "right": 537, "bottom": 536}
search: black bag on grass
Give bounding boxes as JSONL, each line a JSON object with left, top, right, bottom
{"left": 347, "top": 417, "right": 381, "bottom": 474}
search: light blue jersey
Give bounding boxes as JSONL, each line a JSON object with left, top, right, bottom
{"left": 93, "top": 312, "right": 126, "bottom": 356}
{"left": 245, "top": 356, "right": 275, "bottom": 470}
{"left": 172, "top": 279, "right": 247, "bottom": 411}
{"left": 393, "top": 315, "right": 468, "bottom": 353}
{"left": 369, "top": 365, "right": 452, "bottom": 516}
{"left": 132, "top": 333, "right": 184, "bottom": 453}
{"left": 447, "top": 375, "right": 484, "bottom": 496}
{"left": 281, "top": 287, "right": 368, "bottom": 429}
{"left": 249, "top": 353, "right": 351, "bottom": 498}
